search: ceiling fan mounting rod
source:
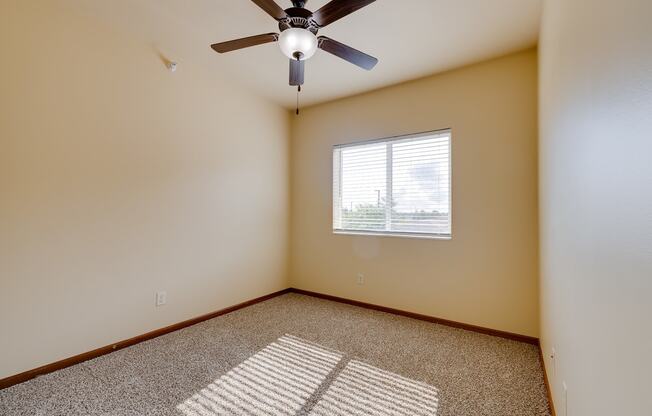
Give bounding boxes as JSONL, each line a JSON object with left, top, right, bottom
{"left": 291, "top": 0, "right": 307, "bottom": 7}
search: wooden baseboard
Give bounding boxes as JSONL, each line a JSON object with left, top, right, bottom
{"left": 0, "top": 288, "right": 291, "bottom": 390}
{"left": 288, "top": 288, "right": 539, "bottom": 345}
{"left": 539, "top": 344, "right": 557, "bottom": 416}
{"left": 2, "top": 286, "right": 545, "bottom": 397}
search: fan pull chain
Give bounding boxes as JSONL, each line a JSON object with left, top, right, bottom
{"left": 296, "top": 85, "right": 301, "bottom": 115}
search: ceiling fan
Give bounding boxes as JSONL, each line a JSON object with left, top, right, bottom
{"left": 210, "top": 0, "right": 378, "bottom": 91}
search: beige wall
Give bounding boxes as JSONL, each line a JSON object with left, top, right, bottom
{"left": 539, "top": 1, "right": 652, "bottom": 414}
{"left": 0, "top": 2, "right": 289, "bottom": 379}
{"left": 290, "top": 50, "right": 539, "bottom": 337}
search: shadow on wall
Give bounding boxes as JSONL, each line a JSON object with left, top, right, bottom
{"left": 176, "top": 334, "right": 440, "bottom": 415}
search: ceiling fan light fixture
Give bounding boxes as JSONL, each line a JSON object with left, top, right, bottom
{"left": 278, "top": 28, "right": 318, "bottom": 61}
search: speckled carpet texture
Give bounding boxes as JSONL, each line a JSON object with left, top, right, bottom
{"left": 0, "top": 293, "right": 550, "bottom": 415}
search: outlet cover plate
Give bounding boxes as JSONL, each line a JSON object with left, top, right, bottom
{"left": 156, "top": 291, "right": 167, "bottom": 306}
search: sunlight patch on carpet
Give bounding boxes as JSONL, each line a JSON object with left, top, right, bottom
{"left": 309, "top": 359, "right": 439, "bottom": 416}
{"left": 176, "top": 334, "right": 439, "bottom": 416}
{"left": 176, "top": 335, "right": 342, "bottom": 415}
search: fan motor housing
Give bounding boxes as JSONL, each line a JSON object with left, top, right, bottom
{"left": 279, "top": 7, "right": 319, "bottom": 34}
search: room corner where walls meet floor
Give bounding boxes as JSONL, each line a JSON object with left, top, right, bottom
{"left": 0, "top": 291, "right": 551, "bottom": 416}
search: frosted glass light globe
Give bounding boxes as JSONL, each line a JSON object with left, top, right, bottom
{"left": 278, "top": 28, "right": 318, "bottom": 60}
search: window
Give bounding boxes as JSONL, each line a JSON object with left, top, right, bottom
{"left": 333, "top": 130, "right": 451, "bottom": 238}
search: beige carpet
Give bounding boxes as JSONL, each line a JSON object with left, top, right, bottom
{"left": 0, "top": 293, "right": 551, "bottom": 415}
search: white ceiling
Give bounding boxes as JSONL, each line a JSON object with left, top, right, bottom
{"left": 65, "top": 0, "right": 541, "bottom": 108}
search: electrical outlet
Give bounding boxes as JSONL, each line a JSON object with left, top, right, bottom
{"left": 156, "top": 291, "right": 167, "bottom": 306}
{"left": 562, "top": 381, "right": 568, "bottom": 416}
{"left": 356, "top": 273, "right": 365, "bottom": 285}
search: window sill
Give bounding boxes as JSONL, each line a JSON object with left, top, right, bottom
{"left": 333, "top": 230, "right": 452, "bottom": 240}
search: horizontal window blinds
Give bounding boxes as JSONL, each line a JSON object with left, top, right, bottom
{"left": 333, "top": 131, "right": 451, "bottom": 237}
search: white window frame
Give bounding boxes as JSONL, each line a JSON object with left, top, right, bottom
{"left": 332, "top": 129, "right": 452, "bottom": 240}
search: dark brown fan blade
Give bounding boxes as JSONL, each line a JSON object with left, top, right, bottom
{"left": 318, "top": 36, "right": 378, "bottom": 70}
{"left": 289, "top": 59, "right": 305, "bottom": 86}
{"left": 211, "top": 33, "right": 279, "bottom": 53}
{"left": 250, "top": 0, "right": 288, "bottom": 20}
{"left": 312, "top": 0, "right": 376, "bottom": 27}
